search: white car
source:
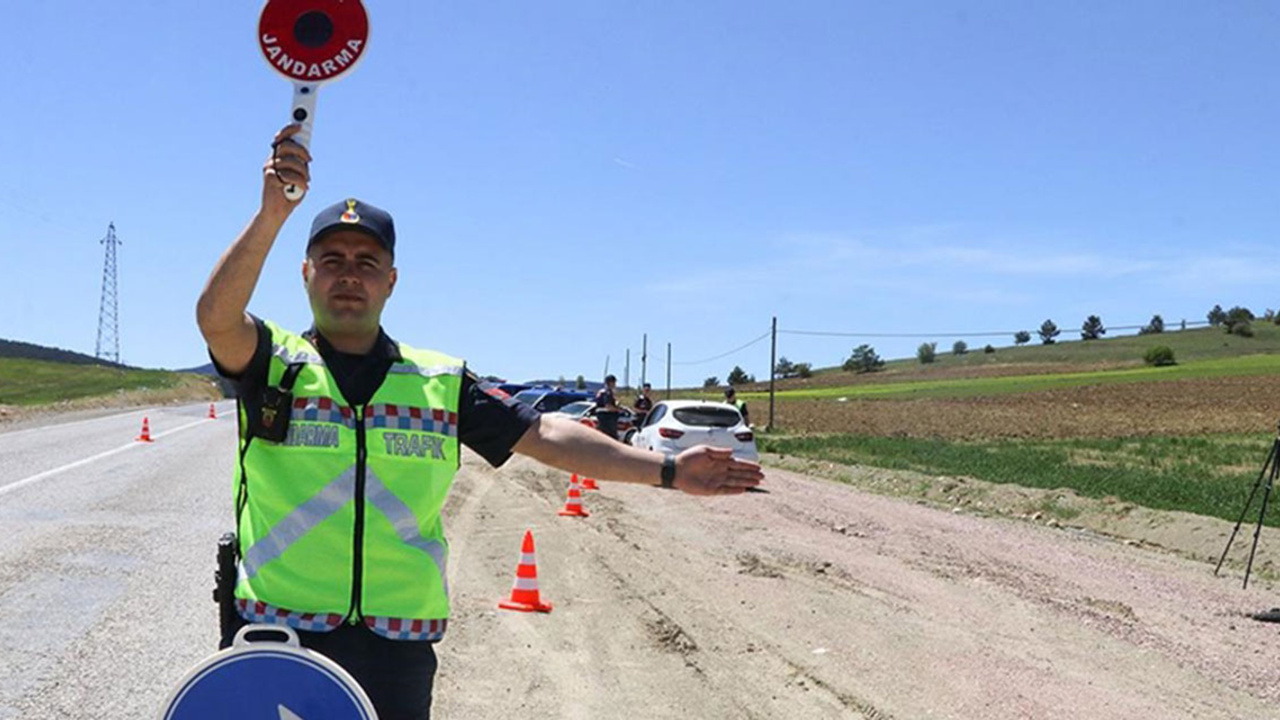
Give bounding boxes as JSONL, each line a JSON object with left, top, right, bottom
{"left": 629, "top": 400, "right": 758, "bottom": 461}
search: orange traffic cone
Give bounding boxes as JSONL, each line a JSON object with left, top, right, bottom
{"left": 498, "top": 530, "right": 553, "bottom": 613}
{"left": 136, "top": 416, "right": 153, "bottom": 442}
{"left": 581, "top": 476, "right": 599, "bottom": 491}
{"left": 559, "top": 481, "right": 589, "bottom": 517}
{"left": 208, "top": 403, "right": 217, "bottom": 419}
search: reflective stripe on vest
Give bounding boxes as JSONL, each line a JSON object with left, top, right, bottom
{"left": 236, "top": 320, "right": 463, "bottom": 627}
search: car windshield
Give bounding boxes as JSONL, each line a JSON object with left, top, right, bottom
{"left": 557, "top": 401, "right": 593, "bottom": 416}
{"left": 673, "top": 406, "right": 741, "bottom": 428}
{"left": 512, "top": 390, "right": 544, "bottom": 406}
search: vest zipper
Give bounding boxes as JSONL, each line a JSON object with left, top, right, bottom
{"left": 349, "top": 405, "right": 368, "bottom": 625}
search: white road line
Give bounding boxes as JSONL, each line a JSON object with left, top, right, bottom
{"left": 0, "top": 418, "right": 212, "bottom": 498}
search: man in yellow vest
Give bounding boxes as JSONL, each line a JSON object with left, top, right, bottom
{"left": 196, "top": 124, "right": 764, "bottom": 720}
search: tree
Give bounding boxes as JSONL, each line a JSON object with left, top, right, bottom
{"left": 1038, "top": 320, "right": 1060, "bottom": 345}
{"left": 774, "top": 356, "right": 795, "bottom": 378}
{"left": 983, "top": 344, "right": 995, "bottom": 354}
{"left": 727, "top": 366, "right": 754, "bottom": 385}
{"left": 575, "top": 375, "right": 586, "bottom": 390}
{"left": 703, "top": 376, "right": 719, "bottom": 388}
{"left": 1143, "top": 346, "right": 1176, "bottom": 367}
{"left": 917, "top": 342, "right": 937, "bottom": 364}
{"left": 844, "top": 344, "right": 884, "bottom": 374}
{"left": 557, "top": 375, "right": 567, "bottom": 388}
{"left": 1207, "top": 304, "right": 1227, "bottom": 327}
{"left": 1081, "top": 315, "right": 1105, "bottom": 341}
{"left": 952, "top": 340, "right": 968, "bottom": 355}
{"left": 1139, "top": 315, "right": 1164, "bottom": 335}
{"left": 794, "top": 362, "right": 813, "bottom": 378}
{"left": 1014, "top": 330, "right": 1031, "bottom": 346}
{"left": 1223, "top": 306, "right": 1255, "bottom": 333}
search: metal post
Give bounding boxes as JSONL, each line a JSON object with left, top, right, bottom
{"left": 641, "top": 334, "right": 648, "bottom": 388}
{"left": 666, "top": 343, "right": 672, "bottom": 399}
{"left": 624, "top": 349, "right": 630, "bottom": 390}
{"left": 768, "top": 316, "right": 777, "bottom": 432}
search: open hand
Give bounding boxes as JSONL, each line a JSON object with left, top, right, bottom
{"left": 674, "top": 446, "right": 764, "bottom": 496}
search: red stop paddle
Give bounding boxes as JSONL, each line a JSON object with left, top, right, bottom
{"left": 258, "top": 0, "right": 370, "bottom": 201}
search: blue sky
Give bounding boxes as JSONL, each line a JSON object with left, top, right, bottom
{"left": 3, "top": 1, "right": 1278, "bottom": 387}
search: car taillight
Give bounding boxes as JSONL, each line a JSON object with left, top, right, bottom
{"left": 658, "top": 428, "right": 685, "bottom": 439}
{"left": 735, "top": 431, "right": 754, "bottom": 442}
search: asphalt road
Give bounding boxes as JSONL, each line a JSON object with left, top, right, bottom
{"left": 0, "top": 402, "right": 235, "bottom": 719}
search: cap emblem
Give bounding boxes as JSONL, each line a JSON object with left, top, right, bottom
{"left": 340, "top": 199, "right": 361, "bottom": 224}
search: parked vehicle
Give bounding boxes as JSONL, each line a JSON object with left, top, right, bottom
{"left": 546, "top": 401, "right": 636, "bottom": 441}
{"left": 628, "top": 400, "right": 758, "bottom": 461}
{"left": 512, "top": 388, "right": 594, "bottom": 413}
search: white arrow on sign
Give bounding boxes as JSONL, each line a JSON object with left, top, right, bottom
{"left": 278, "top": 705, "right": 304, "bottom": 720}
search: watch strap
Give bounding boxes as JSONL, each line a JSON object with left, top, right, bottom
{"left": 660, "top": 454, "right": 676, "bottom": 489}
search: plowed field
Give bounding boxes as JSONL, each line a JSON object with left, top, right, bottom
{"left": 767, "top": 375, "right": 1280, "bottom": 440}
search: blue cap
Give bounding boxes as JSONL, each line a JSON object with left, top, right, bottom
{"left": 307, "top": 198, "right": 395, "bottom": 258}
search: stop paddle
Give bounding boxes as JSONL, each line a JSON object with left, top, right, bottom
{"left": 258, "top": 0, "right": 370, "bottom": 201}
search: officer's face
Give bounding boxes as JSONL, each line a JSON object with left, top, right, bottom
{"left": 303, "top": 232, "right": 397, "bottom": 334}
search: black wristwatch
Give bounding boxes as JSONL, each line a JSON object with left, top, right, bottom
{"left": 659, "top": 454, "right": 677, "bottom": 489}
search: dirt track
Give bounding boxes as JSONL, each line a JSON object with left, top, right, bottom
{"left": 431, "top": 452, "right": 1280, "bottom": 719}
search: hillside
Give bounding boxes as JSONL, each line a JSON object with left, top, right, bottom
{"left": 733, "top": 324, "right": 1280, "bottom": 396}
{"left": 0, "top": 338, "right": 128, "bottom": 368}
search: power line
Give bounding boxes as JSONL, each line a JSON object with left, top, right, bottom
{"left": 652, "top": 329, "right": 772, "bottom": 367}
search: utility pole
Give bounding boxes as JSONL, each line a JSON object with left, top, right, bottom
{"left": 624, "top": 349, "right": 630, "bottom": 390}
{"left": 641, "top": 334, "right": 648, "bottom": 388}
{"left": 603, "top": 355, "right": 610, "bottom": 380}
{"left": 95, "top": 223, "right": 122, "bottom": 364}
{"left": 768, "top": 315, "right": 777, "bottom": 432}
{"left": 666, "top": 342, "right": 672, "bottom": 399}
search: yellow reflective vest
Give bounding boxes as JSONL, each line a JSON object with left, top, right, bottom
{"left": 234, "top": 321, "right": 464, "bottom": 624}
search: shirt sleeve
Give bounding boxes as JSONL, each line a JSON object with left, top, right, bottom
{"left": 457, "top": 369, "right": 540, "bottom": 468}
{"left": 207, "top": 315, "right": 271, "bottom": 401}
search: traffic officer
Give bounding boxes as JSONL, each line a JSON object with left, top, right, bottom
{"left": 725, "top": 386, "right": 750, "bottom": 426}
{"left": 195, "top": 124, "right": 764, "bottom": 720}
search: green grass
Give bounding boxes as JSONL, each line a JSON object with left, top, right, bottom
{"left": 761, "top": 433, "right": 1279, "bottom": 526}
{"left": 0, "top": 357, "right": 183, "bottom": 405}
{"left": 879, "top": 323, "right": 1280, "bottom": 369}
{"left": 740, "top": 354, "right": 1280, "bottom": 401}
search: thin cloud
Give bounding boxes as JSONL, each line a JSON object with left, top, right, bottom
{"left": 612, "top": 157, "right": 637, "bottom": 169}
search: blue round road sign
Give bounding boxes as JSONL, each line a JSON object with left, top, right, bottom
{"left": 161, "top": 625, "right": 377, "bottom": 719}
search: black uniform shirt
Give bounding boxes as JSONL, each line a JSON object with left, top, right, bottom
{"left": 210, "top": 316, "right": 539, "bottom": 467}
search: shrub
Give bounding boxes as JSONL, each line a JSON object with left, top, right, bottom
{"left": 703, "top": 376, "right": 719, "bottom": 388}
{"left": 1232, "top": 321, "right": 1255, "bottom": 338}
{"left": 795, "top": 363, "right": 813, "bottom": 378}
{"left": 1224, "top": 306, "right": 1255, "bottom": 333}
{"left": 952, "top": 340, "right": 968, "bottom": 355}
{"left": 983, "top": 344, "right": 995, "bottom": 354}
{"left": 1139, "top": 315, "right": 1164, "bottom": 334}
{"left": 575, "top": 375, "right": 586, "bottom": 389}
{"left": 1143, "top": 346, "right": 1176, "bottom": 367}
{"left": 917, "top": 342, "right": 937, "bottom": 364}
{"left": 1014, "top": 331, "right": 1031, "bottom": 345}
{"left": 727, "top": 366, "right": 755, "bottom": 385}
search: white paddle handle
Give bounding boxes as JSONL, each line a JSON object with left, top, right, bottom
{"left": 283, "top": 83, "right": 319, "bottom": 201}
{"left": 233, "top": 623, "right": 301, "bottom": 648}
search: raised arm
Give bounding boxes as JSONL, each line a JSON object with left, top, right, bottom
{"left": 196, "top": 124, "right": 311, "bottom": 375}
{"left": 513, "top": 415, "right": 763, "bottom": 496}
